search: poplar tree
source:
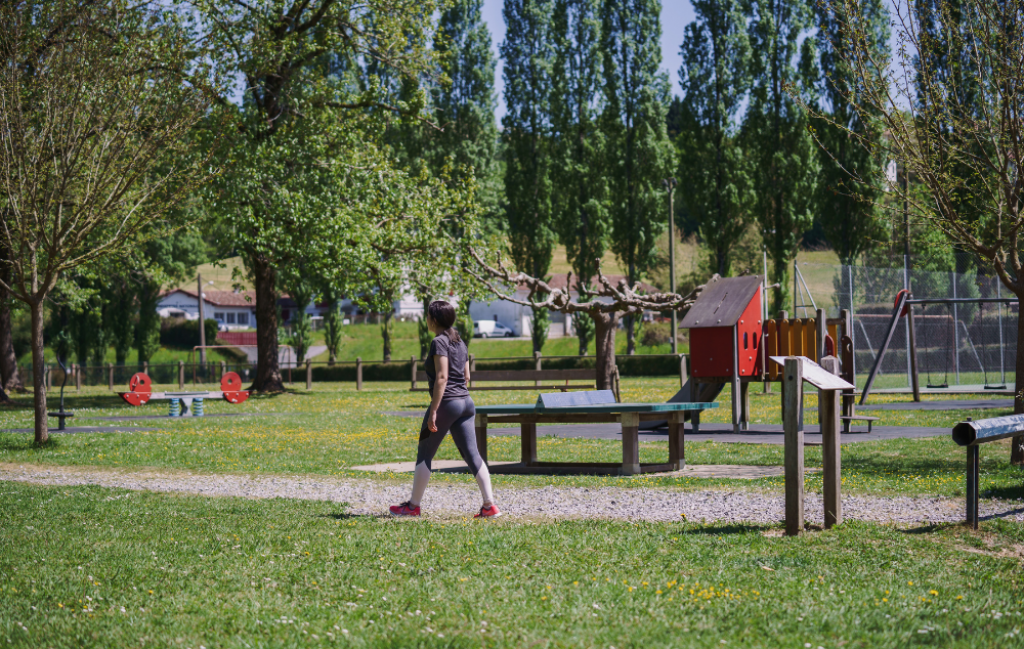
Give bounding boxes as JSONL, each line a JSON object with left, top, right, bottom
{"left": 550, "top": 0, "right": 607, "bottom": 355}
{"left": 812, "top": 0, "right": 889, "bottom": 265}
{"left": 600, "top": 0, "right": 675, "bottom": 354}
{"left": 502, "top": 0, "right": 556, "bottom": 353}
{"left": 677, "top": 0, "right": 753, "bottom": 277}
{"left": 430, "top": 0, "right": 500, "bottom": 225}
{"left": 743, "top": 0, "right": 819, "bottom": 312}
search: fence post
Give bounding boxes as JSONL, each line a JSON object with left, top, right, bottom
{"left": 356, "top": 357, "right": 363, "bottom": 391}
{"left": 783, "top": 357, "right": 804, "bottom": 537}
{"left": 220, "top": 360, "right": 226, "bottom": 378}
{"left": 820, "top": 356, "right": 842, "bottom": 529}
{"left": 178, "top": 361, "right": 184, "bottom": 390}
{"left": 108, "top": 363, "right": 114, "bottom": 391}
{"left": 306, "top": 359, "right": 312, "bottom": 390}
{"left": 534, "top": 351, "right": 542, "bottom": 387}
{"left": 410, "top": 357, "right": 417, "bottom": 390}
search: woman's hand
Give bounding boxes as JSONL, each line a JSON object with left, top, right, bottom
{"left": 427, "top": 409, "right": 438, "bottom": 433}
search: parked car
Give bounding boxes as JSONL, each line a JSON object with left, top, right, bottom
{"left": 473, "top": 320, "right": 514, "bottom": 338}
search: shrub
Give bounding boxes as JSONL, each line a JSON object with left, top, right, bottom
{"left": 160, "top": 317, "right": 219, "bottom": 349}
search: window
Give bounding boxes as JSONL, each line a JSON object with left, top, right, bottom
{"left": 237, "top": 313, "right": 249, "bottom": 325}
{"left": 227, "top": 313, "right": 236, "bottom": 324}
{"left": 214, "top": 312, "right": 225, "bottom": 322}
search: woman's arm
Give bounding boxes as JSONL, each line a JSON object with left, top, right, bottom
{"left": 464, "top": 360, "right": 471, "bottom": 385}
{"left": 427, "top": 355, "right": 449, "bottom": 432}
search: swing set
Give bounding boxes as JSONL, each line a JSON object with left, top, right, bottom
{"left": 860, "top": 289, "right": 1016, "bottom": 404}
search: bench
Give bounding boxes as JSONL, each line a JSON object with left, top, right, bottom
{"left": 841, "top": 414, "right": 879, "bottom": 433}
{"left": 411, "top": 368, "right": 597, "bottom": 392}
{"left": 474, "top": 390, "right": 719, "bottom": 475}
{"left": 952, "top": 414, "right": 1024, "bottom": 528}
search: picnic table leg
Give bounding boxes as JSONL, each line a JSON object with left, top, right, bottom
{"left": 475, "top": 413, "right": 488, "bottom": 464}
{"left": 621, "top": 412, "right": 640, "bottom": 475}
{"left": 966, "top": 445, "right": 979, "bottom": 530}
{"left": 521, "top": 422, "right": 537, "bottom": 466}
{"left": 668, "top": 411, "right": 684, "bottom": 470}
{"left": 690, "top": 411, "right": 700, "bottom": 435}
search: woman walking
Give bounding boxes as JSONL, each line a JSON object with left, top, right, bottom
{"left": 389, "top": 300, "right": 501, "bottom": 518}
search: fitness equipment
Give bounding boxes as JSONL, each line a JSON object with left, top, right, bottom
{"left": 120, "top": 371, "right": 249, "bottom": 416}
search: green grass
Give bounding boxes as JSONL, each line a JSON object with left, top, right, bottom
{"left": 1, "top": 378, "right": 1022, "bottom": 498}
{"left": 0, "top": 480, "right": 1021, "bottom": 648}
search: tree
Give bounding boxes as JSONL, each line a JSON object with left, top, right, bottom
{"left": 279, "top": 270, "right": 316, "bottom": 367}
{"left": 467, "top": 247, "right": 713, "bottom": 388}
{"left": 677, "top": 0, "right": 753, "bottom": 277}
{"left": 550, "top": 0, "right": 609, "bottom": 356}
{"left": 502, "top": 0, "right": 556, "bottom": 353}
{"left": 813, "top": 0, "right": 1024, "bottom": 463}
{"left": 811, "top": 0, "right": 889, "bottom": 265}
{"left": 429, "top": 0, "right": 501, "bottom": 225}
{"left": 192, "top": 0, "right": 443, "bottom": 391}
{"left": 743, "top": 0, "right": 819, "bottom": 313}
{"left": 600, "top": 0, "right": 675, "bottom": 354}
{"left": 0, "top": 0, "right": 215, "bottom": 443}
{"left": 0, "top": 239, "right": 23, "bottom": 397}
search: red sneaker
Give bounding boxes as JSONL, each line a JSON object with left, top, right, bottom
{"left": 474, "top": 504, "right": 502, "bottom": 519}
{"left": 389, "top": 501, "right": 420, "bottom": 517}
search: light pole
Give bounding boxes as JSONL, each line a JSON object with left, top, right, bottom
{"left": 663, "top": 177, "right": 678, "bottom": 354}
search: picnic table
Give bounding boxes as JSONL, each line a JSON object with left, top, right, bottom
{"left": 474, "top": 392, "right": 718, "bottom": 475}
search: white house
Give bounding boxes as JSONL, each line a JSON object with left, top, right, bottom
{"left": 157, "top": 289, "right": 256, "bottom": 330}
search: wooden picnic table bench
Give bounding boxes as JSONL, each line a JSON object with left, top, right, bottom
{"left": 474, "top": 391, "right": 718, "bottom": 475}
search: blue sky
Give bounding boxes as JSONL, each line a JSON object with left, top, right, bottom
{"left": 481, "top": 0, "right": 694, "bottom": 118}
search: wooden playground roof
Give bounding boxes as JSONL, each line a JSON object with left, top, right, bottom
{"left": 680, "top": 275, "right": 763, "bottom": 329}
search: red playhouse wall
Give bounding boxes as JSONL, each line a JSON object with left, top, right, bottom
{"left": 690, "top": 285, "right": 763, "bottom": 378}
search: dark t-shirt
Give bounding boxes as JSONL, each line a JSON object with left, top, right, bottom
{"left": 425, "top": 334, "right": 470, "bottom": 401}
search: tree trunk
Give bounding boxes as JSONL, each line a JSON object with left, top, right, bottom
{"left": 625, "top": 314, "right": 636, "bottom": 355}
{"left": 0, "top": 248, "right": 23, "bottom": 393}
{"left": 1013, "top": 305, "right": 1024, "bottom": 465}
{"left": 252, "top": 254, "right": 284, "bottom": 392}
{"left": 29, "top": 299, "right": 48, "bottom": 444}
{"left": 381, "top": 312, "right": 392, "bottom": 363}
{"left": 592, "top": 311, "right": 618, "bottom": 390}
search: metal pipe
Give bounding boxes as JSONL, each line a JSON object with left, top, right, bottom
{"left": 952, "top": 413, "right": 1024, "bottom": 446}
{"left": 966, "top": 445, "right": 979, "bottom": 529}
{"left": 997, "top": 281, "right": 1005, "bottom": 384}
{"left": 904, "top": 297, "right": 1018, "bottom": 305}
{"left": 848, "top": 265, "right": 856, "bottom": 382}
{"left": 952, "top": 272, "right": 960, "bottom": 385}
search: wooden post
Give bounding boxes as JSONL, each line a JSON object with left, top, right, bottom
{"left": 521, "top": 422, "right": 537, "bottom": 465}
{"left": 410, "top": 357, "right": 417, "bottom": 390}
{"left": 783, "top": 357, "right": 804, "bottom": 536}
{"left": 305, "top": 359, "right": 312, "bottom": 390}
{"left": 679, "top": 353, "right": 688, "bottom": 390}
{"left": 108, "top": 363, "right": 114, "bottom": 391}
{"left": 620, "top": 412, "right": 641, "bottom": 475}
{"left": 178, "top": 361, "right": 184, "bottom": 389}
{"left": 220, "top": 360, "right": 226, "bottom": 378}
{"left": 731, "top": 324, "right": 741, "bottom": 433}
{"left": 815, "top": 309, "right": 827, "bottom": 362}
{"left": 908, "top": 305, "right": 921, "bottom": 402}
{"left": 356, "top": 357, "right": 363, "bottom": 391}
{"left": 475, "top": 413, "right": 489, "bottom": 464}
{"left": 820, "top": 356, "right": 842, "bottom": 529}
{"left": 668, "top": 411, "right": 684, "bottom": 469}
{"left": 534, "top": 351, "right": 542, "bottom": 387}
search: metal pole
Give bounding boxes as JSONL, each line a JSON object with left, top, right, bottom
{"left": 664, "top": 178, "right": 678, "bottom": 354}
{"left": 966, "top": 445, "right": 979, "bottom": 529}
{"left": 952, "top": 272, "right": 960, "bottom": 385}
{"left": 997, "top": 280, "right": 1005, "bottom": 384}
{"left": 793, "top": 260, "right": 798, "bottom": 316}
{"left": 904, "top": 255, "right": 912, "bottom": 389}
{"left": 197, "top": 274, "right": 207, "bottom": 366}
{"left": 849, "top": 264, "right": 856, "bottom": 382}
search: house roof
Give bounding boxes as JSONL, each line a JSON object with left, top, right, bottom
{"left": 162, "top": 288, "right": 255, "bottom": 307}
{"left": 680, "top": 276, "right": 763, "bottom": 329}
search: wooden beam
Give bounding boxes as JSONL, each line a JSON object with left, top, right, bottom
{"left": 820, "top": 356, "right": 842, "bottom": 529}
{"left": 475, "top": 413, "right": 488, "bottom": 464}
{"left": 621, "top": 412, "right": 641, "bottom": 475}
{"left": 783, "top": 357, "right": 805, "bottom": 537}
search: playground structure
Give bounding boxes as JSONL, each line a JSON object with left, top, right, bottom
{"left": 119, "top": 371, "right": 250, "bottom": 416}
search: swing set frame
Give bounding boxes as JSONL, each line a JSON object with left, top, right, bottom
{"left": 859, "top": 291, "right": 1018, "bottom": 404}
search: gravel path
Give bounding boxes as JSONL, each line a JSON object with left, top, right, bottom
{"left": 2, "top": 462, "right": 1022, "bottom": 526}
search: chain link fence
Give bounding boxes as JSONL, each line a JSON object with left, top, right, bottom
{"left": 795, "top": 259, "right": 1017, "bottom": 391}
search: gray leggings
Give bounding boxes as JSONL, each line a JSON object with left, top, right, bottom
{"left": 416, "top": 397, "right": 485, "bottom": 476}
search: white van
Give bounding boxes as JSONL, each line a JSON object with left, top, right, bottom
{"left": 473, "top": 320, "right": 514, "bottom": 338}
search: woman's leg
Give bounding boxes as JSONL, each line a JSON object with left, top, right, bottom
{"left": 409, "top": 400, "right": 467, "bottom": 506}
{"left": 447, "top": 398, "right": 494, "bottom": 506}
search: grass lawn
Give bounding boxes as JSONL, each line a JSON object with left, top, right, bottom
{"left": 1, "top": 378, "right": 1022, "bottom": 498}
{"left": 1, "top": 480, "right": 1021, "bottom": 649}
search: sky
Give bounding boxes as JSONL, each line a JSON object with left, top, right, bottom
{"left": 481, "top": 0, "right": 695, "bottom": 118}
